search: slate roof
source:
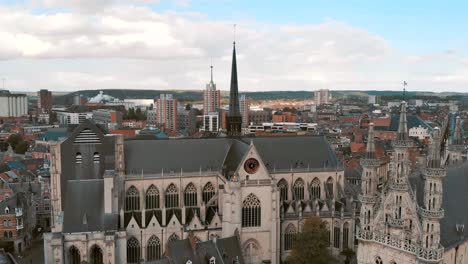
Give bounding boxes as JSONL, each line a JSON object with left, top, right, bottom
{"left": 409, "top": 162, "right": 468, "bottom": 249}
{"left": 63, "top": 179, "right": 118, "bottom": 233}
{"left": 151, "top": 236, "right": 244, "bottom": 264}
{"left": 390, "top": 115, "right": 432, "bottom": 131}
{"left": 124, "top": 136, "right": 341, "bottom": 176}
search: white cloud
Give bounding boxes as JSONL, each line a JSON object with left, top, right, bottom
{"left": 0, "top": 4, "right": 466, "bottom": 92}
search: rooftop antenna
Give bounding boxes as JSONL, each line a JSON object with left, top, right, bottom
{"left": 210, "top": 57, "right": 214, "bottom": 83}
{"left": 403, "top": 81, "right": 407, "bottom": 101}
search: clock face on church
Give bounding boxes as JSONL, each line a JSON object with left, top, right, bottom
{"left": 244, "top": 158, "right": 260, "bottom": 174}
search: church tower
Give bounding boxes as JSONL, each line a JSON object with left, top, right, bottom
{"left": 359, "top": 123, "right": 380, "bottom": 231}
{"left": 421, "top": 128, "right": 446, "bottom": 249}
{"left": 448, "top": 116, "right": 464, "bottom": 164}
{"left": 226, "top": 42, "right": 242, "bottom": 137}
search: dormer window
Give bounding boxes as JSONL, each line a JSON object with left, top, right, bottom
{"left": 93, "top": 152, "right": 100, "bottom": 164}
{"left": 76, "top": 153, "right": 82, "bottom": 164}
{"left": 4, "top": 207, "right": 9, "bottom": 214}
{"left": 209, "top": 256, "right": 216, "bottom": 264}
{"left": 186, "top": 261, "right": 192, "bottom": 264}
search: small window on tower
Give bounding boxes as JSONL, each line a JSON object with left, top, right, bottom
{"left": 76, "top": 153, "right": 82, "bottom": 164}
{"left": 93, "top": 152, "right": 100, "bottom": 164}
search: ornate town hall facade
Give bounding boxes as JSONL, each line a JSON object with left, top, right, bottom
{"left": 44, "top": 43, "right": 357, "bottom": 264}
{"left": 357, "top": 103, "right": 468, "bottom": 264}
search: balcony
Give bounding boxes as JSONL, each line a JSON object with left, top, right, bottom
{"left": 423, "top": 168, "right": 446, "bottom": 178}
{"left": 359, "top": 194, "right": 378, "bottom": 204}
{"left": 418, "top": 207, "right": 444, "bottom": 219}
{"left": 360, "top": 159, "right": 381, "bottom": 167}
{"left": 357, "top": 229, "right": 444, "bottom": 262}
{"left": 387, "top": 217, "right": 405, "bottom": 228}
{"left": 389, "top": 180, "right": 407, "bottom": 191}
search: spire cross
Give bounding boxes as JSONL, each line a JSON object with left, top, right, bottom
{"left": 233, "top": 24, "right": 237, "bottom": 44}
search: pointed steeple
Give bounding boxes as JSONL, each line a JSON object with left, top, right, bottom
{"left": 397, "top": 101, "right": 409, "bottom": 141}
{"left": 226, "top": 41, "right": 242, "bottom": 137}
{"left": 365, "top": 123, "right": 376, "bottom": 159}
{"left": 206, "top": 61, "right": 216, "bottom": 90}
{"left": 228, "top": 42, "right": 240, "bottom": 117}
{"left": 427, "top": 127, "right": 442, "bottom": 168}
{"left": 453, "top": 116, "right": 463, "bottom": 145}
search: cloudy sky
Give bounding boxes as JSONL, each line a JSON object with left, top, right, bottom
{"left": 0, "top": 0, "right": 467, "bottom": 92}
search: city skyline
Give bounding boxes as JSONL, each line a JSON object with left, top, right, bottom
{"left": 0, "top": 0, "right": 468, "bottom": 92}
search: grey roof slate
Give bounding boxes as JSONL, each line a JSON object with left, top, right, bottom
{"left": 124, "top": 136, "right": 341, "bottom": 176}
{"left": 390, "top": 115, "right": 432, "bottom": 131}
{"left": 63, "top": 179, "right": 118, "bottom": 233}
{"left": 409, "top": 162, "right": 468, "bottom": 249}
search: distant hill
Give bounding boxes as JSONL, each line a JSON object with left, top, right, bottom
{"left": 53, "top": 89, "right": 467, "bottom": 105}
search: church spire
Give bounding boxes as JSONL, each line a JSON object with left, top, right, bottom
{"left": 427, "top": 127, "right": 442, "bottom": 168}
{"left": 397, "top": 101, "right": 409, "bottom": 141}
{"left": 365, "top": 122, "right": 376, "bottom": 159}
{"left": 226, "top": 40, "right": 242, "bottom": 137}
{"left": 453, "top": 116, "right": 463, "bottom": 145}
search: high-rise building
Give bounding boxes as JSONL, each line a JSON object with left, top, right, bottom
{"left": 92, "top": 109, "right": 122, "bottom": 130}
{"left": 155, "top": 94, "right": 177, "bottom": 131}
{"left": 203, "top": 112, "right": 220, "bottom": 132}
{"left": 203, "top": 64, "right": 221, "bottom": 115}
{"left": 0, "top": 90, "right": 28, "bottom": 117}
{"left": 239, "top": 94, "right": 250, "bottom": 128}
{"left": 314, "top": 89, "right": 330, "bottom": 105}
{"left": 38, "top": 89, "right": 53, "bottom": 113}
{"left": 226, "top": 42, "right": 242, "bottom": 137}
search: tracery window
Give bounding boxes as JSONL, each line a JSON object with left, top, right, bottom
{"left": 145, "top": 185, "right": 160, "bottom": 210}
{"left": 310, "top": 178, "right": 321, "bottom": 199}
{"left": 244, "top": 242, "right": 260, "bottom": 264}
{"left": 127, "top": 237, "right": 140, "bottom": 264}
{"left": 125, "top": 186, "right": 140, "bottom": 211}
{"left": 147, "top": 235, "right": 161, "bottom": 261}
{"left": 202, "top": 182, "right": 216, "bottom": 204}
{"left": 375, "top": 256, "right": 383, "bottom": 264}
{"left": 333, "top": 224, "right": 340, "bottom": 248}
{"left": 168, "top": 233, "right": 180, "bottom": 243}
{"left": 184, "top": 183, "right": 197, "bottom": 207}
{"left": 284, "top": 224, "right": 296, "bottom": 251}
{"left": 242, "top": 194, "right": 261, "bottom": 227}
{"left": 165, "top": 184, "right": 179, "bottom": 208}
{"left": 293, "top": 178, "right": 304, "bottom": 201}
{"left": 277, "top": 179, "right": 288, "bottom": 201}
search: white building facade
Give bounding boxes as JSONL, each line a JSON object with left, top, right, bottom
{"left": 0, "top": 91, "right": 28, "bottom": 117}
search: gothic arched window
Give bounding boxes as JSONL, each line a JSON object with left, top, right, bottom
{"left": 284, "top": 224, "right": 296, "bottom": 251}
{"left": 375, "top": 256, "right": 383, "bottom": 264}
{"left": 277, "top": 179, "right": 288, "bottom": 201}
{"left": 165, "top": 184, "right": 179, "bottom": 208}
{"left": 69, "top": 246, "right": 81, "bottom": 264}
{"left": 184, "top": 183, "right": 197, "bottom": 207}
{"left": 310, "top": 178, "right": 321, "bottom": 199}
{"left": 326, "top": 177, "right": 334, "bottom": 198}
{"left": 242, "top": 194, "right": 261, "bottom": 227}
{"left": 343, "top": 222, "right": 349, "bottom": 249}
{"left": 147, "top": 235, "right": 161, "bottom": 261}
{"left": 333, "top": 222, "right": 340, "bottom": 248}
{"left": 125, "top": 186, "right": 140, "bottom": 211}
{"left": 145, "top": 185, "right": 160, "bottom": 210}
{"left": 168, "top": 233, "right": 180, "bottom": 243}
{"left": 90, "top": 245, "right": 103, "bottom": 264}
{"left": 293, "top": 178, "right": 304, "bottom": 201}
{"left": 127, "top": 237, "right": 140, "bottom": 264}
{"left": 244, "top": 241, "right": 260, "bottom": 264}
{"left": 202, "top": 182, "right": 216, "bottom": 204}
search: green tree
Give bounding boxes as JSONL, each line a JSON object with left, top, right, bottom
{"left": 340, "top": 248, "right": 355, "bottom": 264}
{"left": 286, "top": 217, "right": 336, "bottom": 264}
{"left": 185, "top": 103, "right": 192, "bottom": 110}
{"left": 7, "top": 134, "right": 22, "bottom": 150}
{"left": 14, "top": 141, "right": 29, "bottom": 154}
{"left": 49, "top": 112, "right": 58, "bottom": 124}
